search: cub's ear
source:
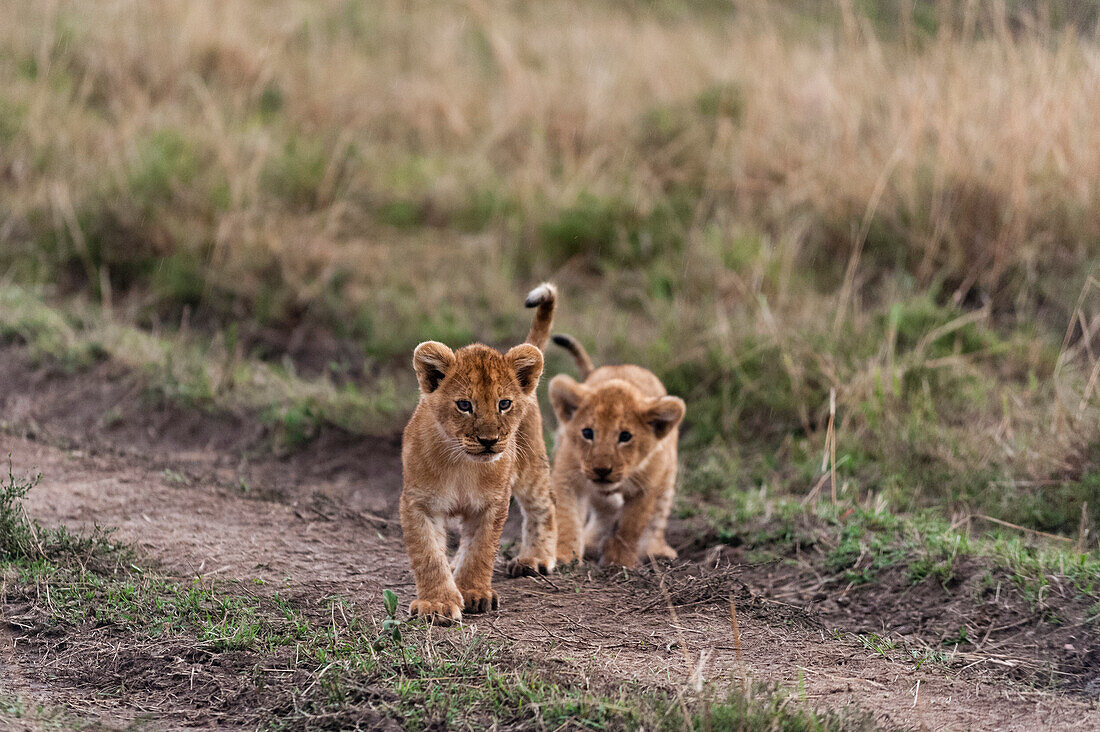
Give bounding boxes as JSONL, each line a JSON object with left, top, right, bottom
{"left": 644, "top": 395, "right": 685, "bottom": 439}
{"left": 505, "top": 343, "right": 544, "bottom": 395}
{"left": 549, "top": 374, "right": 589, "bottom": 423}
{"left": 412, "top": 341, "right": 455, "bottom": 394}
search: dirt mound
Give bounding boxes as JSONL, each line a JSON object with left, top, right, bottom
{"left": 687, "top": 529, "right": 1100, "bottom": 698}
{"left": 0, "top": 346, "right": 403, "bottom": 515}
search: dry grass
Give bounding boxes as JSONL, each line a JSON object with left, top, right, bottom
{"left": 2, "top": 0, "right": 1100, "bottom": 535}
{"left": 3, "top": 1, "right": 1099, "bottom": 300}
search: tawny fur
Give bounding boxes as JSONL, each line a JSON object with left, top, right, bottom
{"left": 550, "top": 339, "right": 686, "bottom": 569}
{"left": 399, "top": 285, "right": 558, "bottom": 624}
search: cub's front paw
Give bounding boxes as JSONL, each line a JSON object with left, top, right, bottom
{"left": 409, "top": 597, "right": 463, "bottom": 625}
{"left": 458, "top": 587, "right": 499, "bottom": 613}
{"left": 555, "top": 550, "right": 581, "bottom": 566}
{"left": 599, "top": 544, "right": 639, "bottom": 569}
{"left": 645, "top": 542, "right": 678, "bottom": 561}
{"left": 507, "top": 555, "right": 556, "bottom": 577}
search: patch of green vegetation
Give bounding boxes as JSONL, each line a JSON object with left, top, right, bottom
{"left": 695, "top": 81, "right": 745, "bottom": 122}
{"left": 257, "top": 82, "right": 284, "bottom": 120}
{"left": 148, "top": 251, "right": 211, "bottom": 311}
{"left": 637, "top": 80, "right": 744, "bottom": 158}
{"left": 0, "top": 287, "right": 109, "bottom": 369}
{"left": 538, "top": 192, "right": 688, "bottom": 270}
{"left": 375, "top": 198, "right": 424, "bottom": 228}
{"left": 0, "top": 96, "right": 26, "bottom": 145}
{"left": 853, "top": 0, "right": 940, "bottom": 37}
{"left": 0, "top": 692, "right": 81, "bottom": 730}
{"left": 455, "top": 187, "right": 515, "bottom": 232}
{"left": 262, "top": 400, "right": 322, "bottom": 448}
{"left": 0, "top": 461, "right": 120, "bottom": 565}
{"left": 0, "top": 285, "right": 411, "bottom": 435}
{"left": 359, "top": 297, "right": 475, "bottom": 364}
{"left": 261, "top": 135, "right": 342, "bottom": 210}
{"left": 127, "top": 129, "right": 201, "bottom": 213}
{"left": 824, "top": 512, "right": 907, "bottom": 586}
{"left": 692, "top": 487, "right": 1100, "bottom": 601}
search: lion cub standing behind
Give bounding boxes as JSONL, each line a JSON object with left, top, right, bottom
{"left": 549, "top": 334, "right": 685, "bottom": 568}
{"left": 400, "top": 285, "right": 559, "bottom": 624}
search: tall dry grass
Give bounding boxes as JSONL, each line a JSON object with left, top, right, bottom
{"left": 2, "top": 1, "right": 1099, "bottom": 309}
{"left": 2, "top": 0, "right": 1100, "bottom": 530}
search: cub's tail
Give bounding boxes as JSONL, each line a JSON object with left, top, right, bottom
{"left": 524, "top": 282, "right": 557, "bottom": 351}
{"left": 551, "top": 333, "right": 594, "bottom": 379}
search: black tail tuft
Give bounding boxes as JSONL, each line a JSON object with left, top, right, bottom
{"left": 551, "top": 332, "right": 595, "bottom": 378}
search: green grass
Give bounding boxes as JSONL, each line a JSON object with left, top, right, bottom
{"left": 684, "top": 487, "right": 1100, "bottom": 602}
{"left": 0, "top": 693, "right": 78, "bottom": 731}
{"left": 0, "top": 284, "right": 411, "bottom": 438}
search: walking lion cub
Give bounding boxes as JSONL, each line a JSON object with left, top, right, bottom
{"left": 549, "top": 334, "right": 685, "bottom": 568}
{"left": 399, "top": 285, "right": 559, "bottom": 624}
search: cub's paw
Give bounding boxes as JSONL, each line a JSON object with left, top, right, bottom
{"left": 644, "top": 542, "right": 678, "bottom": 561}
{"left": 599, "top": 546, "right": 639, "bottom": 569}
{"left": 458, "top": 587, "right": 499, "bottom": 614}
{"left": 409, "top": 598, "right": 463, "bottom": 625}
{"left": 555, "top": 551, "right": 581, "bottom": 567}
{"left": 507, "top": 555, "right": 555, "bottom": 577}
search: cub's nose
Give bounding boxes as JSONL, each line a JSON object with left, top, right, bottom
{"left": 593, "top": 467, "right": 612, "bottom": 479}
{"left": 477, "top": 436, "right": 499, "bottom": 448}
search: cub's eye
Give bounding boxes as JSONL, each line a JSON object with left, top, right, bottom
{"left": 498, "top": 399, "right": 512, "bottom": 412}
{"left": 618, "top": 431, "right": 633, "bottom": 443}
{"left": 581, "top": 428, "right": 594, "bottom": 440}
{"left": 456, "top": 400, "right": 473, "bottom": 413}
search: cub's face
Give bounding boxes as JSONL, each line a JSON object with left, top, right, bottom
{"left": 413, "top": 341, "right": 543, "bottom": 463}
{"left": 549, "top": 376, "right": 685, "bottom": 492}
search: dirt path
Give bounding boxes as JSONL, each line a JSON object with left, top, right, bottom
{"left": 2, "top": 431, "right": 1098, "bottom": 731}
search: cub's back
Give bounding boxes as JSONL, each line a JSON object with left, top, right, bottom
{"left": 584, "top": 364, "right": 665, "bottom": 399}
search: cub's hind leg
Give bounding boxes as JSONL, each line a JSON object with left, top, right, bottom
{"left": 452, "top": 500, "right": 509, "bottom": 613}
{"left": 508, "top": 462, "right": 557, "bottom": 576}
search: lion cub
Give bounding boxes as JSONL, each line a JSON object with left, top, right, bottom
{"left": 399, "top": 285, "right": 559, "bottom": 623}
{"left": 549, "top": 334, "right": 685, "bottom": 568}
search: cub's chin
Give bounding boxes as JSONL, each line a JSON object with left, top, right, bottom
{"left": 466, "top": 450, "right": 505, "bottom": 464}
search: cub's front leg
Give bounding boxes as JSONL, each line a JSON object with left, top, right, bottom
{"left": 400, "top": 491, "right": 463, "bottom": 624}
{"left": 600, "top": 488, "right": 660, "bottom": 569}
{"left": 452, "top": 499, "right": 509, "bottom": 612}
{"left": 552, "top": 471, "right": 589, "bottom": 564}
{"left": 509, "top": 466, "right": 558, "bottom": 576}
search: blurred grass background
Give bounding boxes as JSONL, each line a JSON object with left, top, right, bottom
{"left": 2, "top": 0, "right": 1100, "bottom": 546}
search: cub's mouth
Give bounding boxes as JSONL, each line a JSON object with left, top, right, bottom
{"left": 588, "top": 474, "right": 622, "bottom": 491}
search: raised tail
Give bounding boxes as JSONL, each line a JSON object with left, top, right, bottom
{"left": 551, "top": 333, "right": 594, "bottom": 379}
{"left": 524, "top": 282, "right": 557, "bottom": 350}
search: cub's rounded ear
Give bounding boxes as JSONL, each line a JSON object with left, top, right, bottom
{"left": 549, "top": 374, "right": 589, "bottom": 423}
{"left": 413, "top": 341, "right": 455, "bottom": 394}
{"left": 644, "top": 395, "right": 685, "bottom": 439}
{"left": 505, "top": 343, "right": 544, "bottom": 395}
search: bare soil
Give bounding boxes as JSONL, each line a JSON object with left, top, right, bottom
{"left": 2, "top": 346, "right": 1099, "bottom": 730}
